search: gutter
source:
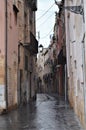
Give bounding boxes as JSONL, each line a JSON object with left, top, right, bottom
{"left": 5, "top": 0, "right": 8, "bottom": 111}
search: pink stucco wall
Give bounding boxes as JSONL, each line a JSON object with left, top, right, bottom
{"left": 57, "top": 19, "right": 63, "bottom": 54}
{"left": 7, "top": 0, "right": 18, "bottom": 108}
{"left": 0, "top": 1, "right": 6, "bottom": 109}
{"left": 7, "top": 0, "right": 18, "bottom": 66}
{"left": 0, "top": 1, "right": 5, "bottom": 55}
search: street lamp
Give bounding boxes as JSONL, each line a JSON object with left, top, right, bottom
{"left": 55, "top": 0, "right": 84, "bottom": 15}
{"left": 38, "top": 44, "right": 43, "bottom": 53}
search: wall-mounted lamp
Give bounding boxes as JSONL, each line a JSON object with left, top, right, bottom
{"left": 38, "top": 44, "right": 43, "bottom": 53}
{"left": 55, "top": 0, "right": 83, "bottom": 15}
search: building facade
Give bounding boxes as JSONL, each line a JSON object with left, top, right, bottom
{"left": 0, "top": 0, "right": 19, "bottom": 112}
{"left": 0, "top": 0, "right": 38, "bottom": 112}
{"left": 17, "top": 0, "right": 38, "bottom": 105}
{"left": 37, "top": 48, "right": 47, "bottom": 93}
{"left": 43, "top": 48, "right": 52, "bottom": 93}
{"left": 65, "top": 0, "right": 86, "bottom": 128}
{"left": 54, "top": 5, "right": 66, "bottom": 96}
{"left": 42, "top": 41, "right": 58, "bottom": 93}
{"left": 0, "top": 0, "right": 7, "bottom": 112}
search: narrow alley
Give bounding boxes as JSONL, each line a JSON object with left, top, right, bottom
{"left": 0, "top": 94, "right": 84, "bottom": 130}
{"left": 0, "top": 0, "right": 86, "bottom": 129}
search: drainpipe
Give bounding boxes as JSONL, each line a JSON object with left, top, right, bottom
{"left": 65, "top": 64, "right": 67, "bottom": 102}
{"left": 5, "top": 0, "right": 8, "bottom": 110}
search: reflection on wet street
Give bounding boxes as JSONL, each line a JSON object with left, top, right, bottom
{"left": 0, "top": 94, "right": 85, "bottom": 130}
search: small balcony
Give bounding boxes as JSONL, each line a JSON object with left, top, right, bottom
{"left": 24, "top": 31, "right": 38, "bottom": 55}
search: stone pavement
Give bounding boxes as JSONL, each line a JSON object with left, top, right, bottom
{"left": 0, "top": 94, "right": 85, "bottom": 130}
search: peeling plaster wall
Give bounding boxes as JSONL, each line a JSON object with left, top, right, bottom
{"left": 0, "top": 1, "right": 6, "bottom": 110}
{"left": 65, "top": 0, "right": 86, "bottom": 128}
{"left": 7, "top": 0, "right": 18, "bottom": 109}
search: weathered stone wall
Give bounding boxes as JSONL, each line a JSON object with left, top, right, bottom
{"left": 0, "top": 1, "right": 6, "bottom": 110}
{"left": 7, "top": 0, "right": 18, "bottom": 109}
{"left": 65, "top": 0, "right": 86, "bottom": 128}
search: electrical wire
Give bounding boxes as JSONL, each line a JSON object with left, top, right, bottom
{"left": 37, "top": 12, "right": 54, "bottom": 29}
{"left": 40, "top": 28, "right": 53, "bottom": 39}
{"left": 36, "top": 3, "right": 55, "bottom": 21}
{"left": 37, "top": 9, "right": 54, "bottom": 12}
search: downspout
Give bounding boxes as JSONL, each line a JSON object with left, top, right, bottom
{"left": 5, "top": 0, "right": 8, "bottom": 110}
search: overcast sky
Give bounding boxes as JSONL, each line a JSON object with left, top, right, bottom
{"left": 36, "top": 0, "right": 59, "bottom": 48}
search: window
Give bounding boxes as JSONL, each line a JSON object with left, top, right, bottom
{"left": 25, "top": 56, "right": 28, "bottom": 70}
{"left": 13, "top": 4, "right": 19, "bottom": 25}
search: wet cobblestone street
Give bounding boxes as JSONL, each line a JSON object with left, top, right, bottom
{"left": 0, "top": 94, "right": 85, "bottom": 130}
